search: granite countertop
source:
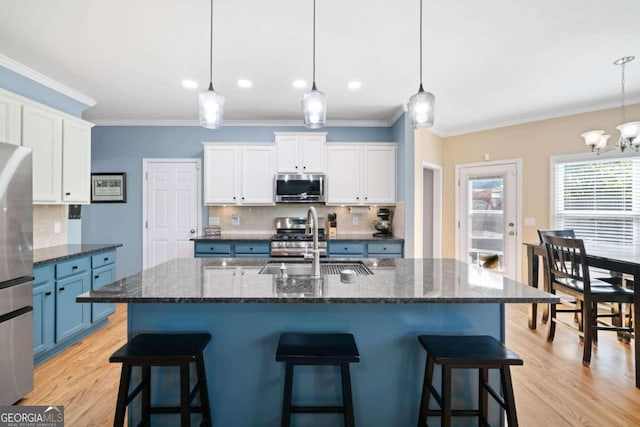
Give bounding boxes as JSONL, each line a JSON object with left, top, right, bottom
{"left": 329, "top": 233, "right": 404, "bottom": 242}
{"left": 77, "top": 257, "right": 557, "bottom": 304}
{"left": 34, "top": 244, "right": 123, "bottom": 265}
{"left": 191, "top": 233, "right": 273, "bottom": 241}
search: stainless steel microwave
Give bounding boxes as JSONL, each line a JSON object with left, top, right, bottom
{"left": 275, "top": 174, "right": 325, "bottom": 203}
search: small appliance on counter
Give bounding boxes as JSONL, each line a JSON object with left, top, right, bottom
{"left": 373, "top": 208, "right": 392, "bottom": 237}
{"left": 326, "top": 212, "right": 337, "bottom": 238}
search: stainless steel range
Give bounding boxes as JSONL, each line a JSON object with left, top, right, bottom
{"left": 270, "top": 217, "right": 327, "bottom": 257}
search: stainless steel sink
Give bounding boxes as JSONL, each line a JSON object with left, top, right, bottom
{"left": 259, "top": 261, "right": 372, "bottom": 276}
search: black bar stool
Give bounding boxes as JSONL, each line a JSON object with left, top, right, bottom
{"left": 275, "top": 332, "right": 360, "bottom": 427}
{"left": 109, "top": 333, "right": 213, "bottom": 427}
{"left": 417, "top": 335, "right": 522, "bottom": 427}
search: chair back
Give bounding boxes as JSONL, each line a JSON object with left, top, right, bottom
{"left": 540, "top": 234, "right": 593, "bottom": 294}
{"left": 537, "top": 229, "right": 575, "bottom": 245}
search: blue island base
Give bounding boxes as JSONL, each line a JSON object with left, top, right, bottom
{"left": 127, "top": 303, "right": 505, "bottom": 427}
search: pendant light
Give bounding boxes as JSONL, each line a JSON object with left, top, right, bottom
{"left": 582, "top": 56, "right": 639, "bottom": 153}
{"left": 408, "top": 0, "right": 435, "bottom": 129}
{"left": 301, "top": 0, "right": 327, "bottom": 129}
{"left": 199, "top": 0, "right": 225, "bottom": 129}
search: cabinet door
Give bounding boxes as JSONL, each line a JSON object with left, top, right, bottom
{"left": 92, "top": 264, "right": 115, "bottom": 323}
{"left": 56, "top": 271, "right": 90, "bottom": 342}
{"left": 32, "top": 265, "right": 55, "bottom": 356}
{"left": 326, "top": 145, "right": 361, "bottom": 204}
{"left": 62, "top": 119, "right": 92, "bottom": 204}
{"left": 0, "top": 92, "right": 21, "bottom": 145}
{"left": 241, "top": 146, "right": 275, "bottom": 204}
{"left": 362, "top": 145, "right": 396, "bottom": 204}
{"left": 275, "top": 135, "right": 300, "bottom": 173}
{"left": 300, "top": 135, "right": 326, "bottom": 173}
{"left": 22, "top": 105, "right": 62, "bottom": 203}
{"left": 203, "top": 145, "right": 240, "bottom": 204}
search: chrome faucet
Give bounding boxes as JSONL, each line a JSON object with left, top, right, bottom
{"left": 305, "top": 206, "right": 321, "bottom": 278}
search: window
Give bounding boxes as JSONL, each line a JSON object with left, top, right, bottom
{"left": 552, "top": 155, "right": 640, "bottom": 245}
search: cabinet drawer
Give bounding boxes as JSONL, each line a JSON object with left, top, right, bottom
{"left": 234, "top": 242, "right": 270, "bottom": 255}
{"left": 34, "top": 264, "right": 55, "bottom": 285}
{"left": 92, "top": 250, "right": 116, "bottom": 269}
{"left": 367, "top": 242, "right": 402, "bottom": 256}
{"left": 55, "top": 256, "right": 90, "bottom": 279}
{"left": 195, "top": 242, "right": 232, "bottom": 255}
{"left": 329, "top": 242, "right": 365, "bottom": 256}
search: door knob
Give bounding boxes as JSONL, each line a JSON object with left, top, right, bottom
{"left": 508, "top": 222, "right": 514, "bottom": 227}
{"left": 508, "top": 231, "right": 516, "bottom": 236}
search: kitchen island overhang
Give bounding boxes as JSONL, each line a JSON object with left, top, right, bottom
{"left": 78, "top": 258, "right": 557, "bottom": 427}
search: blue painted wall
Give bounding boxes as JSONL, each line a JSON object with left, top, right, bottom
{"left": 391, "top": 113, "right": 415, "bottom": 256}
{"left": 84, "top": 125, "right": 398, "bottom": 278}
{"left": 0, "top": 65, "right": 89, "bottom": 117}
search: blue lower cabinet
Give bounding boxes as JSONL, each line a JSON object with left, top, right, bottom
{"left": 327, "top": 241, "right": 404, "bottom": 258}
{"left": 55, "top": 271, "right": 91, "bottom": 342}
{"left": 33, "top": 265, "right": 55, "bottom": 357}
{"left": 92, "top": 264, "right": 115, "bottom": 322}
{"left": 33, "top": 249, "right": 119, "bottom": 364}
{"left": 194, "top": 240, "right": 270, "bottom": 258}
{"left": 234, "top": 241, "right": 270, "bottom": 258}
{"left": 328, "top": 242, "right": 366, "bottom": 258}
{"left": 367, "top": 242, "right": 403, "bottom": 258}
{"left": 195, "top": 242, "right": 232, "bottom": 257}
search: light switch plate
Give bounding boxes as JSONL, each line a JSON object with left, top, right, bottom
{"left": 524, "top": 217, "right": 536, "bottom": 226}
{"left": 231, "top": 214, "right": 240, "bottom": 226}
{"left": 209, "top": 216, "right": 220, "bottom": 226}
{"left": 352, "top": 217, "right": 359, "bottom": 226}
{"left": 53, "top": 221, "right": 61, "bottom": 234}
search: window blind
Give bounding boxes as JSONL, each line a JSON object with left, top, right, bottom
{"left": 553, "top": 157, "right": 640, "bottom": 245}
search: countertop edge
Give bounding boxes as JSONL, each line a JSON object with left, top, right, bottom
{"left": 34, "top": 243, "right": 123, "bottom": 265}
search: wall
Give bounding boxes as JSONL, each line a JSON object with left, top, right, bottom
{"left": 412, "top": 128, "right": 444, "bottom": 257}
{"left": 441, "top": 103, "right": 640, "bottom": 278}
{"left": 84, "top": 125, "right": 397, "bottom": 279}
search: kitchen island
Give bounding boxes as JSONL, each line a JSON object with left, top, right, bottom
{"left": 78, "top": 257, "right": 556, "bottom": 427}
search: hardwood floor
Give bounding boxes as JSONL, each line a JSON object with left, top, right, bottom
{"left": 19, "top": 303, "right": 640, "bottom": 426}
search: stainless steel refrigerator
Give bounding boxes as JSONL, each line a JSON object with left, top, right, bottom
{"left": 0, "top": 141, "right": 33, "bottom": 405}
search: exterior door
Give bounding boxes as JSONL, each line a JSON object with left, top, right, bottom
{"left": 144, "top": 159, "right": 201, "bottom": 269}
{"left": 456, "top": 160, "right": 521, "bottom": 280}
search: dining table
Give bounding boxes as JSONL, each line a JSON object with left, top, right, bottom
{"left": 524, "top": 241, "right": 640, "bottom": 388}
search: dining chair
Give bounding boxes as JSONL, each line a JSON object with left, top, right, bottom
{"left": 541, "top": 234, "right": 634, "bottom": 365}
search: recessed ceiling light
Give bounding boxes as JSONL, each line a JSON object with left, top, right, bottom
{"left": 347, "top": 81, "right": 362, "bottom": 90}
{"left": 292, "top": 80, "right": 307, "bottom": 89}
{"left": 237, "top": 79, "right": 253, "bottom": 88}
{"left": 182, "top": 79, "right": 198, "bottom": 90}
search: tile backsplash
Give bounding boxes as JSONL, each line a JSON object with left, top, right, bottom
{"left": 207, "top": 204, "right": 400, "bottom": 236}
{"left": 33, "top": 205, "right": 68, "bottom": 248}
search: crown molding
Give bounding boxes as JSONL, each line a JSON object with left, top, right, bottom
{"left": 91, "top": 118, "right": 393, "bottom": 127}
{"left": 0, "top": 54, "right": 96, "bottom": 107}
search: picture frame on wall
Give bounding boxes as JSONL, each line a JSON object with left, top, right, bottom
{"left": 91, "top": 172, "right": 127, "bottom": 203}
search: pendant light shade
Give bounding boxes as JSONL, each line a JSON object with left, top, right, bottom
{"left": 408, "top": 0, "right": 435, "bottom": 129}
{"left": 302, "top": 0, "right": 326, "bottom": 128}
{"left": 302, "top": 83, "right": 327, "bottom": 129}
{"left": 199, "top": 0, "right": 224, "bottom": 129}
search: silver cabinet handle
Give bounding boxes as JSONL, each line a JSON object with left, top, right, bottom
{"left": 190, "top": 229, "right": 196, "bottom": 234}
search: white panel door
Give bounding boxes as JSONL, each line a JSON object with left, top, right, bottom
{"left": 326, "top": 145, "right": 361, "bottom": 204}
{"left": 145, "top": 160, "right": 200, "bottom": 269}
{"left": 62, "top": 119, "right": 92, "bottom": 204}
{"left": 300, "top": 135, "right": 326, "bottom": 173}
{"left": 275, "top": 135, "right": 300, "bottom": 173}
{"left": 456, "top": 161, "right": 520, "bottom": 280}
{"left": 362, "top": 145, "right": 396, "bottom": 204}
{"left": 241, "top": 146, "right": 275, "bottom": 204}
{"left": 22, "top": 105, "right": 62, "bottom": 203}
{"left": 203, "top": 145, "right": 240, "bottom": 204}
{"left": 0, "top": 92, "right": 21, "bottom": 145}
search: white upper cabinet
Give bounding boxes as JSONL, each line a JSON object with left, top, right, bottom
{"left": 203, "top": 143, "right": 275, "bottom": 205}
{"left": 62, "top": 119, "right": 92, "bottom": 203}
{"left": 22, "top": 105, "right": 63, "bottom": 203}
{"left": 275, "top": 132, "right": 326, "bottom": 173}
{"left": 326, "top": 143, "right": 396, "bottom": 205}
{"left": 5, "top": 88, "right": 93, "bottom": 204}
{"left": 0, "top": 91, "right": 22, "bottom": 145}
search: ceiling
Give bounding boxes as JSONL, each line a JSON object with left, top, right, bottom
{"left": 0, "top": 0, "right": 639, "bottom": 136}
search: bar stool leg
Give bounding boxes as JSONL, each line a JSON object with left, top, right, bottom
{"left": 340, "top": 363, "right": 355, "bottom": 427}
{"left": 417, "top": 355, "right": 435, "bottom": 426}
{"left": 195, "top": 354, "right": 212, "bottom": 427}
{"left": 141, "top": 365, "right": 151, "bottom": 426}
{"left": 281, "top": 363, "right": 294, "bottom": 427}
{"left": 113, "top": 362, "right": 132, "bottom": 427}
{"left": 180, "top": 363, "right": 191, "bottom": 427}
{"left": 500, "top": 367, "right": 518, "bottom": 427}
{"left": 441, "top": 365, "right": 452, "bottom": 427}
{"left": 478, "top": 368, "right": 488, "bottom": 427}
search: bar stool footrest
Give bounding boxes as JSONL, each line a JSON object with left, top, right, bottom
{"left": 291, "top": 405, "right": 346, "bottom": 413}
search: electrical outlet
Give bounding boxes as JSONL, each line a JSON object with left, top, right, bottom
{"left": 231, "top": 214, "right": 240, "bottom": 226}
{"left": 352, "top": 217, "right": 359, "bottom": 226}
{"left": 209, "top": 216, "right": 220, "bottom": 226}
{"left": 53, "top": 221, "right": 61, "bottom": 234}
{"left": 524, "top": 217, "right": 536, "bottom": 226}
